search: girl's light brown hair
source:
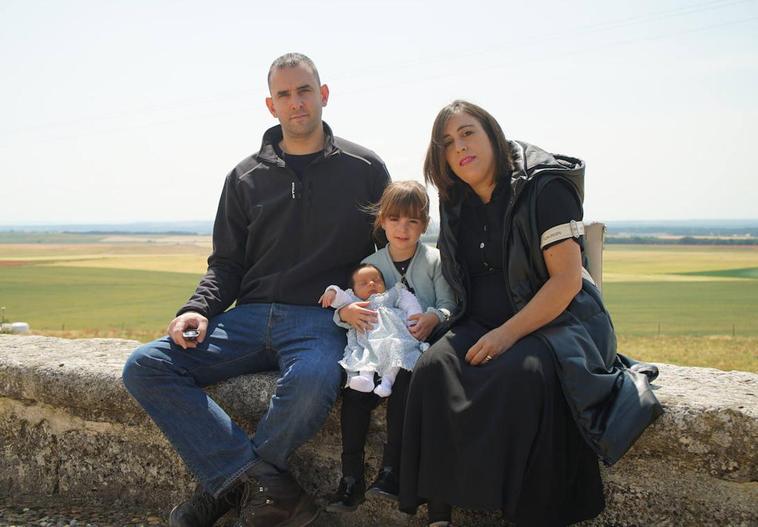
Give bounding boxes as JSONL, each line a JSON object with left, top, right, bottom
{"left": 423, "top": 100, "right": 513, "bottom": 203}
{"left": 370, "top": 180, "right": 430, "bottom": 236}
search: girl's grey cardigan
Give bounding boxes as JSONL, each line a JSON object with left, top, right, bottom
{"left": 362, "top": 242, "right": 456, "bottom": 323}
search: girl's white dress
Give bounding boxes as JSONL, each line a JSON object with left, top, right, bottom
{"left": 326, "top": 283, "right": 430, "bottom": 377}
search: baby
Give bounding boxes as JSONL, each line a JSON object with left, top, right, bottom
{"left": 320, "top": 263, "right": 429, "bottom": 397}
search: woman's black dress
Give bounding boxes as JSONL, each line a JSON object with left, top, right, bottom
{"left": 399, "top": 180, "right": 605, "bottom": 526}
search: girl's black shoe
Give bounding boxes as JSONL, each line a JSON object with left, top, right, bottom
{"left": 324, "top": 476, "right": 366, "bottom": 513}
{"left": 365, "top": 466, "right": 399, "bottom": 501}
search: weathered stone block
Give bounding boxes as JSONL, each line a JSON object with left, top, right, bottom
{"left": 1, "top": 335, "right": 756, "bottom": 526}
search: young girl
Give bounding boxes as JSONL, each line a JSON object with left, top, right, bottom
{"left": 321, "top": 180, "right": 457, "bottom": 513}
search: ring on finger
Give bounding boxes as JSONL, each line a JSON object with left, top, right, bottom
{"left": 484, "top": 354, "right": 493, "bottom": 363}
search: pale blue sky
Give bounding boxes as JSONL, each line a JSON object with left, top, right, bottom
{"left": 1, "top": 0, "right": 756, "bottom": 224}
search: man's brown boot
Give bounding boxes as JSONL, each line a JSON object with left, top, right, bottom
{"left": 169, "top": 483, "right": 242, "bottom": 527}
{"left": 233, "top": 471, "right": 319, "bottom": 527}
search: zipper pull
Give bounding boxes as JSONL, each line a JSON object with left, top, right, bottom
{"left": 291, "top": 181, "right": 295, "bottom": 199}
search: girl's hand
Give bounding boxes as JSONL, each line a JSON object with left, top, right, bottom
{"left": 318, "top": 289, "right": 337, "bottom": 308}
{"left": 408, "top": 313, "right": 439, "bottom": 342}
{"left": 338, "top": 301, "right": 378, "bottom": 332}
{"left": 465, "top": 326, "right": 516, "bottom": 366}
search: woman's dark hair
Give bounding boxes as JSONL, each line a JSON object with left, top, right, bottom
{"left": 423, "top": 100, "right": 513, "bottom": 203}
{"left": 349, "top": 263, "right": 385, "bottom": 289}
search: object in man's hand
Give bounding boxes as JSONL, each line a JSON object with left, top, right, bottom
{"left": 182, "top": 329, "right": 200, "bottom": 341}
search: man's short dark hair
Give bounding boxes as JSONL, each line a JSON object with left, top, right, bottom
{"left": 349, "top": 263, "right": 384, "bottom": 290}
{"left": 268, "top": 52, "right": 321, "bottom": 87}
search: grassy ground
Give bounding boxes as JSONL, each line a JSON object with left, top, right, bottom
{"left": 603, "top": 281, "right": 758, "bottom": 336}
{"left": 601, "top": 245, "right": 758, "bottom": 340}
{"left": 602, "top": 244, "right": 758, "bottom": 282}
{"left": 617, "top": 335, "right": 756, "bottom": 372}
{"left": 1, "top": 238, "right": 756, "bottom": 372}
{"left": 0, "top": 265, "right": 199, "bottom": 342}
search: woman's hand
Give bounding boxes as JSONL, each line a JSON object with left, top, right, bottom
{"left": 318, "top": 289, "right": 337, "bottom": 308}
{"left": 408, "top": 312, "right": 439, "bottom": 342}
{"left": 338, "top": 302, "right": 378, "bottom": 332}
{"left": 465, "top": 325, "right": 516, "bottom": 366}
{"left": 464, "top": 239, "right": 583, "bottom": 366}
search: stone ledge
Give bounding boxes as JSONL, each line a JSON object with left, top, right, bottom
{"left": 1, "top": 335, "right": 756, "bottom": 526}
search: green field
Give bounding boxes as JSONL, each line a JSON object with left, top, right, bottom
{"left": 604, "top": 281, "right": 758, "bottom": 336}
{"left": 601, "top": 245, "right": 758, "bottom": 340}
{"left": 616, "top": 335, "right": 755, "bottom": 373}
{"left": 0, "top": 265, "right": 200, "bottom": 342}
{"left": 1, "top": 238, "right": 756, "bottom": 371}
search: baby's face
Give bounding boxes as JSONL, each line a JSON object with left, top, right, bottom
{"left": 352, "top": 267, "right": 386, "bottom": 300}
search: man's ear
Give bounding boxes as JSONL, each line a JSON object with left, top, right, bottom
{"left": 265, "top": 97, "right": 277, "bottom": 118}
{"left": 320, "top": 84, "right": 330, "bottom": 107}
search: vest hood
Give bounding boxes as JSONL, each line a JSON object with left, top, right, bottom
{"left": 510, "top": 140, "right": 585, "bottom": 203}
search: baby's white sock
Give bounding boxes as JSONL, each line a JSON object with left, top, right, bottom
{"left": 373, "top": 381, "right": 392, "bottom": 398}
{"left": 373, "top": 367, "right": 399, "bottom": 398}
{"left": 349, "top": 370, "right": 375, "bottom": 392}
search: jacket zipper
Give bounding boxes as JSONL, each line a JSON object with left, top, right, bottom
{"left": 274, "top": 166, "right": 300, "bottom": 300}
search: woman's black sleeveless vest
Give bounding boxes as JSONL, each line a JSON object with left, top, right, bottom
{"left": 436, "top": 140, "right": 662, "bottom": 465}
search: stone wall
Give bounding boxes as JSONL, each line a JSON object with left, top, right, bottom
{"left": 1, "top": 335, "right": 756, "bottom": 526}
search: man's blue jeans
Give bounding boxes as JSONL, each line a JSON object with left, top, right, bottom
{"left": 122, "top": 303, "right": 345, "bottom": 497}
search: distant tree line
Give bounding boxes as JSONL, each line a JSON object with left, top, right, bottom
{"left": 607, "top": 236, "right": 758, "bottom": 246}
{"left": 423, "top": 232, "right": 758, "bottom": 246}
{"left": 64, "top": 230, "right": 202, "bottom": 236}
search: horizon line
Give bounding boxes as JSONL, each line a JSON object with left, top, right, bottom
{"left": 2, "top": 218, "right": 758, "bottom": 228}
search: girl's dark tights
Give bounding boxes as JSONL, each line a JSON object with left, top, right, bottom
{"left": 340, "top": 370, "right": 411, "bottom": 478}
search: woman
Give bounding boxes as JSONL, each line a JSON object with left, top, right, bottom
{"left": 399, "top": 101, "right": 662, "bottom": 526}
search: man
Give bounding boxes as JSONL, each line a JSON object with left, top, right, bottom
{"left": 122, "top": 52, "right": 390, "bottom": 527}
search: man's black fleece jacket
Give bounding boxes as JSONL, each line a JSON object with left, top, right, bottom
{"left": 177, "top": 123, "right": 390, "bottom": 319}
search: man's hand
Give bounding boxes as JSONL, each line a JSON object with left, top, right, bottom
{"left": 167, "top": 311, "right": 208, "bottom": 350}
{"left": 338, "top": 301, "right": 377, "bottom": 332}
{"left": 465, "top": 325, "right": 516, "bottom": 366}
{"left": 318, "top": 289, "right": 337, "bottom": 308}
{"left": 408, "top": 312, "right": 440, "bottom": 342}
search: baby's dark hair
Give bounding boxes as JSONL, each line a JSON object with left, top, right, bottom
{"left": 349, "top": 263, "right": 385, "bottom": 289}
{"left": 367, "top": 180, "right": 430, "bottom": 236}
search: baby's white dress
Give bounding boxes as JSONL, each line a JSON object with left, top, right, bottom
{"left": 327, "top": 283, "right": 430, "bottom": 378}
